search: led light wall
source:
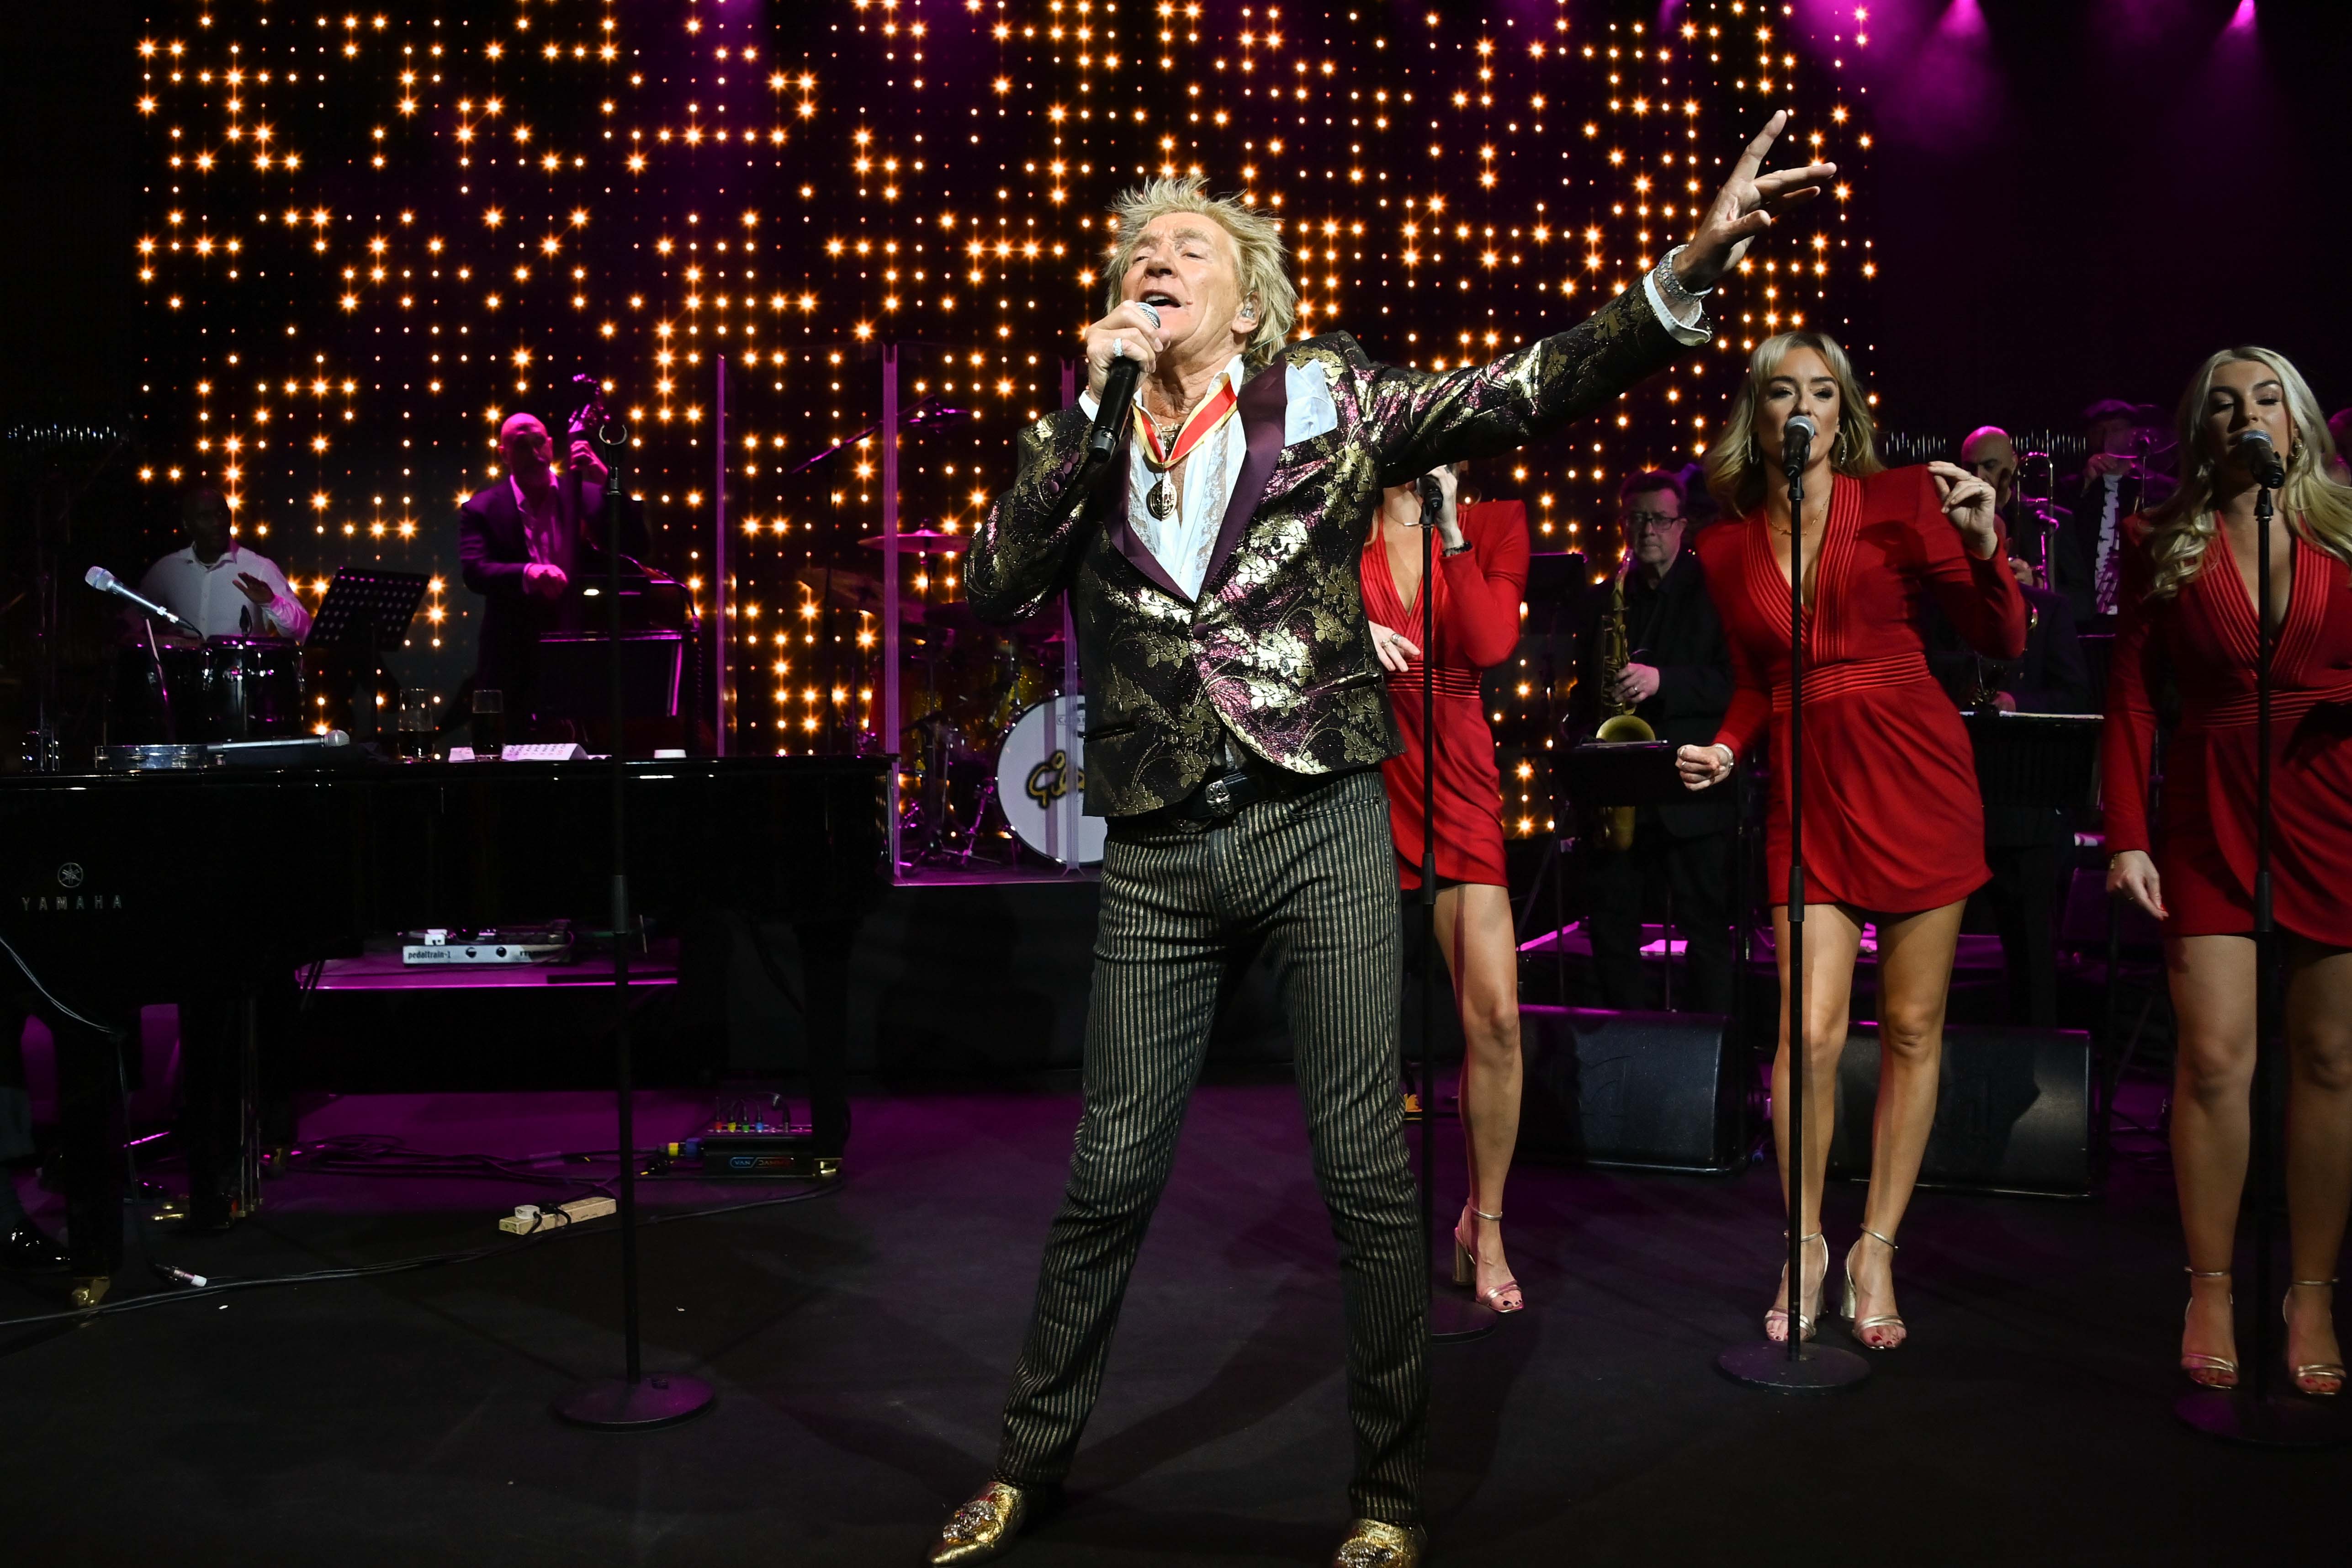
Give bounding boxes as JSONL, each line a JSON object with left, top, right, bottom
{"left": 136, "top": 0, "right": 1868, "bottom": 832}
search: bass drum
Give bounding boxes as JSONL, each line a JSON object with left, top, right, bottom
{"left": 993, "top": 695, "right": 1105, "bottom": 867}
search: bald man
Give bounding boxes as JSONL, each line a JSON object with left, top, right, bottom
{"left": 1960, "top": 424, "right": 2067, "bottom": 570}
{"left": 457, "top": 412, "right": 610, "bottom": 738}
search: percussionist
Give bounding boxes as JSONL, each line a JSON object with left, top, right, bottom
{"left": 139, "top": 487, "right": 311, "bottom": 641}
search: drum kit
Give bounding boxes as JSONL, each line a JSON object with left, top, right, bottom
{"left": 850, "top": 527, "right": 1101, "bottom": 869}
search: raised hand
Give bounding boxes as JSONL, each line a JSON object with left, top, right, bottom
{"left": 1081, "top": 302, "right": 1169, "bottom": 403}
{"left": 235, "top": 571, "right": 276, "bottom": 607}
{"left": 1678, "top": 111, "right": 1838, "bottom": 292}
{"left": 1927, "top": 460, "right": 2002, "bottom": 560}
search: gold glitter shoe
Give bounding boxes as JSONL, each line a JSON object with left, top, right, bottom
{"left": 927, "top": 1480, "right": 1028, "bottom": 1565}
{"left": 1330, "top": 1519, "right": 1427, "bottom": 1568}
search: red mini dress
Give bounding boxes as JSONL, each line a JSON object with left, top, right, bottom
{"left": 1360, "top": 498, "right": 1529, "bottom": 890}
{"left": 2101, "top": 517, "right": 2352, "bottom": 944}
{"left": 1699, "top": 466, "right": 2029, "bottom": 914}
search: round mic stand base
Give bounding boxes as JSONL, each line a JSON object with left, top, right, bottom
{"left": 554, "top": 1372, "right": 716, "bottom": 1432}
{"left": 2175, "top": 1387, "right": 2352, "bottom": 1449}
{"left": 1716, "top": 1339, "right": 1871, "bottom": 1393}
{"left": 1430, "top": 1285, "right": 1499, "bottom": 1343}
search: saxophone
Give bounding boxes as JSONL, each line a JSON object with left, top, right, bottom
{"left": 1592, "top": 552, "right": 1655, "bottom": 851}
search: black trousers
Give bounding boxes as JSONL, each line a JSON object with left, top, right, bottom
{"left": 994, "top": 768, "right": 1427, "bottom": 1525}
{"left": 1585, "top": 826, "right": 1735, "bottom": 1013}
{"left": 1985, "top": 840, "right": 2066, "bottom": 1028}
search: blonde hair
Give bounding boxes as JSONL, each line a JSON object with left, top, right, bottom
{"left": 2140, "top": 345, "right": 2352, "bottom": 599}
{"left": 1702, "top": 331, "right": 1885, "bottom": 517}
{"left": 1102, "top": 175, "right": 1297, "bottom": 367}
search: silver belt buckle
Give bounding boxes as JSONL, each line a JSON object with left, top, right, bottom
{"left": 1202, "top": 776, "right": 1234, "bottom": 814}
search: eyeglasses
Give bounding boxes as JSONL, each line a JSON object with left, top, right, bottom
{"left": 1621, "top": 510, "right": 1682, "bottom": 533}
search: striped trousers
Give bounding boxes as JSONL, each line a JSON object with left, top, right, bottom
{"left": 994, "top": 767, "right": 1427, "bottom": 1524}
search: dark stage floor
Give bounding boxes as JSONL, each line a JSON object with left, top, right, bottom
{"left": 1, "top": 1080, "right": 2343, "bottom": 1565}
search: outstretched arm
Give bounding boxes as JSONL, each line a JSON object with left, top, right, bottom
{"left": 1359, "top": 112, "right": 1835, "bottom": 483}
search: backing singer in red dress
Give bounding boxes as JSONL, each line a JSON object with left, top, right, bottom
{"left": 2103, "top": 345, "right": 2352, "bottom": 1399}
{"left": 1361, "top": 464, "right": 1530, "bottom": 1315}
{"left": 1676, "top": 332, "right": 2026, "bottom": 1351}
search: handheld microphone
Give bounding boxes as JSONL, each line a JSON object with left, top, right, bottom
{"left": 84, "top": 565, "right": 198, "bottom": 635}
{"left": 1086, "top": 301, "right": 1160, "bottom": 462}
{"left": 1781, "top": 414, "right": 1818, "bottom": 480}
{"left": 2237, "top": 428, "right": 2287, "bottom": 489}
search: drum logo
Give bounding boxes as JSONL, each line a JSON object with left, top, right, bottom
{"left": 1026, "top": 749, "right": 1081, "bottom": 807}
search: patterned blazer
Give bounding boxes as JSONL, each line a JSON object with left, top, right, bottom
{"left": 968, "top": 284, "right": 1687, "bottom": 818}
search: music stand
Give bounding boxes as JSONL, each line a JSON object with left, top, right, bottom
{"left": 307, "top": 568, "right": 429, "bottom": 649}
{"left": 308, "top": 569, "right": 429, "bottom": 742}
{"left": 1961, "top": 710, "right": 2101, "bottom": 814}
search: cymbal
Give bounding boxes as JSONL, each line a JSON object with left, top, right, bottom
{"left": 860, "top": 528, "right": 969, "bottom": 552}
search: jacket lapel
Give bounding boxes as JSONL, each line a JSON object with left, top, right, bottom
{"left": 1094, "top": 443, "right": 1194, "bottom": 604}
{"left": 1199, "top": 357, "right": 1291, "bottom": 594}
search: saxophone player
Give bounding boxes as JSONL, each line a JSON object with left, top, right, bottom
{"left": 1570, "top": 471, "right": 1738, "bottom": 1012}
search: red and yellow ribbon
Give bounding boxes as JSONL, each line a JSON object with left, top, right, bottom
{"left": 1131, "top": 378, "right": 1241, "bottom": 474}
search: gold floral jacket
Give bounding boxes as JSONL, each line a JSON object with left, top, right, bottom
{"left": 968, "top": 284, "right": 1685, "bottom": 817}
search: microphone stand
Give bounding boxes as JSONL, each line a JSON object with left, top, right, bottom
{"left": 1414, "top": 486, "right": 1495, "bottom": 1343}
{"left": 2177, "top": 463, "right": 2347, "bottom": 1447}
{"left": 555, "top": 416, "right": 715, "bottom": 1431}
{"left": 1721, "top": 438, "right": 1870, "bottom": 1391}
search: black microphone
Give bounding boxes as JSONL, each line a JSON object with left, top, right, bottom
{"left": 1416, "top": 473, "right": 1447, "bottom": 525}
{"left": 2237, "top": 428, "right": 2286, "bottom": 489}
{"left": 1086, "top": 301, "right": 1160, "bottom": 463}
{"left": 1090, "top": 355, "right": 1141, "bottom": 462}
{"left": 1782, "top": 413, "right": 1818, "bottom": 480}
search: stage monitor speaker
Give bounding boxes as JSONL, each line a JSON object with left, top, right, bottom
{"left": 1516, "top": 1006, "right": 1743, "bottom": 1176}
{"left": 1827, "top": 1024, "right": 2092, "bottom": 1198}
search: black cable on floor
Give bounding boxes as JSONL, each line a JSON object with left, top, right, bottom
{"left": 0, "top": 1174, "right": 843, "bottom": 1341}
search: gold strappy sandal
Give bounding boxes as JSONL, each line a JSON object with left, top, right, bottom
{"left": 2284, "top": 1278, "right": 2344, "bottom": 1398}
{"left": 1452, "top": 1205, "right": 1523, "bottom": 1313}
{"left": 1766, "top": 1231, "right": 1827, "bottom": 1343}
{"left": 2180, "top": 1267, "right": 2238, "bottom": 1390}
{"left": 1842, "top": 1228, "right": 1907, "bottom": 1351}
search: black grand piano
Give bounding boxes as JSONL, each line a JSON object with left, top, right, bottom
{"left": 0, "top": 755, "right": 889, "bottom": 1292}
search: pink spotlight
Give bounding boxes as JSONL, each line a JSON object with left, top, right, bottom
{"left": 1938, "top": 0, "right": 1987, "bottom": 41}
{"left": 2228, "top": 0, "right": 2257, "bottom": 29}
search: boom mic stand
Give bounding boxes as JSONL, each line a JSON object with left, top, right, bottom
{"left": 1413, "top": 479, "right": 1496, "bottom": 1344}
{"left": 2176, "top": 456, "right": 2347, "bottom": 1447}
{"left": 1720, "top": 429, "right": 1869, "bottom": 1391}
{"left": 555, "top": 391, "right": 715, "bottom": 1431}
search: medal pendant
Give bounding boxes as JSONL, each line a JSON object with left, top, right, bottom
{"left": 1146, "top": 479, "right": 1171, "bottom": 519}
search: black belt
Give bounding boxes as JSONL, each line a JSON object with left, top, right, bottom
{"left": 1158, "top": 757, "right": 1359, "bottom": 825}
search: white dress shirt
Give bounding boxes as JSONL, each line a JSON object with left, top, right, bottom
{"left": 139, "top": 541, "right": 312, "bottom": 641}
{"left": 1080, "top": 276, "right": 1708, "bottom": 599}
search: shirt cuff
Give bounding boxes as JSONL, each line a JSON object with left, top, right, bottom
{"left": 1077, "top": 391, "right": 1099, "bottom": 420}
{"left": 1642, "top": 270, "right": 1711, "bottom": 348}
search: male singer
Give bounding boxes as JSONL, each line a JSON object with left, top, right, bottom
{"left": 456, "top": 412, "right": 609, "bottom": 736}
{"left": 139, "top": 487, "right": 311, "bottom": 641}
{"left": 930, "top": 116, "right": 1834, "bottom": 1568}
